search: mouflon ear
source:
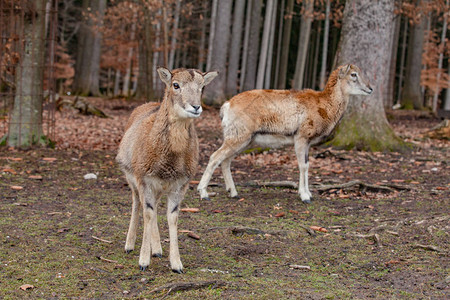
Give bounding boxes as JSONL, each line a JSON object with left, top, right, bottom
{"left": 338, "top": 64, "right": 352, "bottom": 79}
{"left": 157, "top": 67, "right": 172, "bottom": 86}
{"left": 203, "top": 71, "right": 219, "bottom": 86}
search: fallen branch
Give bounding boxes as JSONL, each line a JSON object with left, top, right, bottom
{"left": 289, "top": 264, "right": 311, "bottom": 270}
{"left": 149, "top": 281, "right": 224, "bottom": 296}
{"left": 413, "top": 244, "right": 444, "bottom": 253}
{"left": 92, "top": 236, "right": 112, "bottom": 244}
{"left": 247, "top": 180, "right": 408, "bottom": 193}
{"left": 97, "top": 256, "right": 118, "bottom": 264}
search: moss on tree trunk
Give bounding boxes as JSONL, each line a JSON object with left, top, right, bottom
{"left": 329, "top": 111, "right": 409, "bottom": 152}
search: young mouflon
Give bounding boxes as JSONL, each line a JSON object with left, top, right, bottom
{"left": 116, "top": 67, "right": 217, "bottom": 273}
{"left": 197, "top": 64, "right": 372, "bottom": 203}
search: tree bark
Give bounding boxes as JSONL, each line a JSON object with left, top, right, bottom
{"left": 206, "top": 0, "right": 218, "bottom": 72}
{"left": 168, "top": 0, "right": 181, "bottom": 70}
{"left": 197, "top": 1, "right": 208, "bottom": 70}
{"left": 226, "top": 0, "right": 246, "bottom": 96}
{"left": 386, "top": 12, "right": 401, "bottom": 108}
{"left": 293, "top": 0, "right": 314, "bottom": 90}
{"left": 136, "top": 6, "right": 154, "bottom": 101}
{"left": 401, "top": 0, "right": 428, "bottom": 109}
{"left": 242, "top": 0, "right": 262, "bottom": 91}
{"left": 256, "top": 0, "right": 275, "bottom": 89}
{"left": 8, "top": 0, "right": 47, "bottom": 147}
{"left": 432, "top": 0, "right": 448, "bottom": 113}
{"left": 277, "top": 0, "right": 294, "bottom": 89}
{"left": 330, "top": 0, "right": 406, "bottom": 152}
{"left": 73, "top": 0, "right": 106, "bottom": 96}
{"left": 239, "top": 0, "right": 253, "bottom": 92}
{"left": 273, "top": 0, "right": 285, "bottom": 88}
{"left": 204, "top": 0, "right": 232, "bottom": 105}
{"left": 264, "top": 0, "right": 278, "bottom": 89}
{"left": 319, "top": 0, "right": 330, "bottom": 90}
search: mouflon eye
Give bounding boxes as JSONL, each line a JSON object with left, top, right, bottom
{"left": 350, "top": 73, "right": 357, "bottom": 78}
{"left": 173, "top": 83, "right": 180, "bottom": 90}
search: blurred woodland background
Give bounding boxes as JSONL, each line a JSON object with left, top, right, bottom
{"left": 0, "top": 0, "right": 449, "bottom": 148}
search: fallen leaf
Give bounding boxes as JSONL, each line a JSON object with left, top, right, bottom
{"left": 391, "top": 179, "right": 405, "bottom": 183}
{"left": 275, "top": 212, "right": 285, "bottom": 218}
{"left": 189, "top": 180, "right": 200, "bottom": 184}
{"left": 310, "top": 226, "right": 328, "bottom": 233}
{"left": 332, "top": 169, "right": 344, "bottom": 174}
{"left": 238, "top": 198, "right": 245, "bottom": 202}
{"left": 2, "top": 168, "right": 16, "bottom": 174}
{"left": 28, "top": 175, "right": 43, "bottom": 180}
{"left": 212, "top": 209, "right": 223, "bottom": 213}
{"left": 11, "top": 185, "right": 23, "bottom": 190}
{"left": 19, "top": 284, "right": 34, "bottom": 291}
{"left": 385, "top": 260, "right": 401, "bottom": 266}
{"left": 181, "top": 208, "right": 200, "bottom": 213}
{"left": 436, "top": 186, "right": 448, "bottom": 190}
{"left": 42, "top": 157, "right": 57, "bottom": 162}
{"left": 9, "top": 157, "right": 23, "bottom": 161}
{"left": 289, "top": 210, "right": 299, "bottom": 215}
{"left": 187, "top": 232, "right": 200, "bottom": 240}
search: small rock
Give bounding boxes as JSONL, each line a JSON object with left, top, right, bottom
{"left": 84, "top": 173, "right": 97, "bottom": 180}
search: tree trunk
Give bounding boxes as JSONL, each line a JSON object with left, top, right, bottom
{"left": 396, "top": 17, "right": 408, "bottom": 105}
{"left": 8, "top": 0, "right": 47, "bottom": 147}
{"left": 256, "top": 0, "right": 275, "bottom": 89}
{"left": 197, "top": 1, "right": 208, "bottom": 70}
{"left": 136, "top": 7, "right": 154, "bottom": 101}
{"left": 401, "top": 0, "right": 427, "bottom": 109}
{"left": 432, "top": 0, "right": 448, "bottom": 113}
{"left": 123, "top": 11, "right": 138, "bottom": 97}
{"left": 273, "top": 0, "right": 285, "bottom": 89}
{"left": 226, "top": 0, "right": 246, "bottom": 96}
{"left": 242, "top": 0, "right": 262, "bottom": 91}
{"left": 264, "top": 0, "right": 278, "bottom": 89}
{"left": 204, "top": 0, "right": 232, "bottom": 105}
{"left": 239, "top": 0, "right": 253, "bottom": 92}
{"left": 277, "top": 0, "right": 294, "bottom": 89}
{"left": 386, "top": 12, "right": 401, "bottom": 108}
{"left": 330, "top": 0, "right": 406, "bottom": 152}
{"left": 206, "top": 0, "right": 218, "bottom": 71}
{"left": 168, "top": 0, "right": 181, "bottom": 70}
{"left": 292, "top": 0, "right": 314, "bottom": 90}
{"left": 319, "top": 0, "right": 330, "bottom": 90}
{"left": 73, "top": 0, "right": 106, "bottom": 96}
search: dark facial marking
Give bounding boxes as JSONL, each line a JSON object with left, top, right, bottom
{"left": 146, "top": 202, "right": 153, "bottom": 210}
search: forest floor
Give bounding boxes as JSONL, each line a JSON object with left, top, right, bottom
{"left": 0, "top": 97, "right": 449, "bottom": 299}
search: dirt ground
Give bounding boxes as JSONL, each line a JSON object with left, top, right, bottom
{"left": 0, "top": 98, "right": 449, "bottom": 299}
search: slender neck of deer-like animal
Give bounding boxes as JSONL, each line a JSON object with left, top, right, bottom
{"left": 322, "top": 71, "right": 350, "bottom": 122}
{"left": 155, "top": 91, "right": 194, "bottom": 152}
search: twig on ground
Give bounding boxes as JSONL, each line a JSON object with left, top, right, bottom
{"left": 149, "top": 280, "right": 224, "bottom": 296}
{"left": 413, "top": 244, "right": 444, "bottom": 253}
{"left": 289, "top": 264, "right": 311, "bottom": 270}
{"left": 92, "top": 236, "right": 113, "bottom": 244}
{"left": 97, "top": 256, "right": 118, "bottom": 263}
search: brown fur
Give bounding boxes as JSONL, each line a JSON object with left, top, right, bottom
{"left": 198, "top": 64, "right": 372, "bottom": 203}
{"left": 116, "top": 67, "right": 217, "bottom": 273}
